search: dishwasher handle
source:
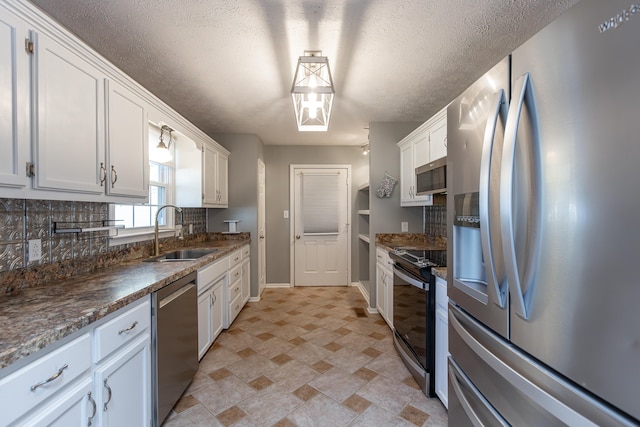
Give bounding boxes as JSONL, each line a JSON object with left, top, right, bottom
{"left": 159, "top": 283, "right": 196, "bottom": 309}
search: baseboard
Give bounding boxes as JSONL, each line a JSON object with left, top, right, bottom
{"left": 248, "top": 296, "right": 261, "bottom": 302}
{"left": 367, "top": 307, "right": 379, "bottom": 314}
{"left": 266, "top": 283, "right": 292, "bottom": 288}
{"left": 352, "top": 281, "right": 371, "bottom": 306}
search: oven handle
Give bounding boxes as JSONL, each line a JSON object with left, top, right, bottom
{"left": 393, "top": 264, "right": 427, "bottom": 290}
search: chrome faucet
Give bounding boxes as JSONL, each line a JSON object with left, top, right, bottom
{"left": 154, "top": 205, "right": 184, "bottom": 256}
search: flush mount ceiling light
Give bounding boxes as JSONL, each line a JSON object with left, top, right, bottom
{"left": 291, "top": 50, "right": 334, "bottom": 132}
{"left": 362, "top": 144, "right": 370, "bottom": 155}
{"left": 154, "top": 125, "right": 173, "bottom": 163}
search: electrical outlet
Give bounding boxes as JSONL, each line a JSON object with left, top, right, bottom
{"left": 28, "top": 239, "right": 42, "bottom": 262}
{"left": 401, "top": 222, "right": 409, "bottom": 232}
{"left": 189, "top": 224, "right": 193, "bottom": 234}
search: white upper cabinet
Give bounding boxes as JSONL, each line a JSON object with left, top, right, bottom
{"left": 105, "top": 79, "right": 149, "bottom": 199}
{"left": 0, "top": 6, "right": 29, "bottom": 189}
{"left": 397, "top": 106, "right": 447, "bottom": 207}
{"left": 32, "top": 30, "right": 106, "bottom": 195}
{"left": 176, "top": 138, "right": 229, "bottom": 208}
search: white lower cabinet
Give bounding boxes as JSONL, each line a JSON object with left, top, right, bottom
{"left": 21, "top": 377, "right": 93, "bottom": 427}
{"left": 375, "top": 247, "right": 393, "bottom": 328}
{"left": 0, "top": 296, "right": 151, "bottom": 427}
{"left": 197, "top": 274, "right": 225, "bottom": 360}
{"left": 435, "top": 276, "right": 448, "bottom": 408}
{"left": 94, "top": 334, "right": 151, "bottom": 427}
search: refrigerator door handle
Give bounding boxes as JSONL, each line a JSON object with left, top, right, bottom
{"left": 500, "top": 72, "right": 539, "bottom": 320}
{"left": 448, "top": 357, "right": 509, "bottom": 427}
{"left": 479, "top": 89, "right": 507, "bottom": 309}
{"left": 450, "top": 306, "right": 600, "bottom": 427}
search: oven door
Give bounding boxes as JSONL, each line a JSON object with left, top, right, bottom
{"left": 393, "top": 263, "right": 428, "bottom": 369}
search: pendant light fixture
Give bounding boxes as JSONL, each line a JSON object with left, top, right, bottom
{"left": 291, "top": 50, "right": 334, "bottom": 132}
{"left": 154, "top": 125, "right": 173, "bottom": 163}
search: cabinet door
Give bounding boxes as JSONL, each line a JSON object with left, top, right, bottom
{"left": 216, "top": 151, "right": 228, "bottom": 207}
{"left": 32, "top": 32, "right": 105, "bottom": 194}
{"left": 211, "top": 284, "right": 224, "bottom": 340}
{"left": 202, "top": 144, "right": 218, "bottom": 206}
{"left": 197, "top": 290, "right": 213, "bottom": 360}
{"left": 94, "top": 334, "right": 151, "bottom": 427}
{"left": 21, "top": 377, "right": 93, "bottom": 427}
{"left": 105, "top": 79, "right": 148, "bottom": 199}
{"left": 241, "top": 258, "right": 250, "bottom": 304}
{"left": 399, "top": 142, "right": 414, "bottom": 205}
{"left": 429, "top": 116, "right": 447, "bottom": 161}
{"left": 0, "top": 7, "right": 29, "bottom": 189}
{"left": 383, "top": 267, "right": 393, "bottom": 327}
{"left": 375, "top": 263, "right": 386, "bottom": 319}
{"left": 435, "top": 307, "right": 448, "bottom": 408}
{"left": 413, "top": 132, "right": 429, "bottom": 169}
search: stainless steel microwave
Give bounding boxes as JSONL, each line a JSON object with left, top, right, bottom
{"left": 415, "top": 156, "right": 447, "bottom": 195}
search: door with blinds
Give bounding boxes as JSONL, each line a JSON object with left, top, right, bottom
{"left": 293, "top": 166, "right": 350, "bottom": 286}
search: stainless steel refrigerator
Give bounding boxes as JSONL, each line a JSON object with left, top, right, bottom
{"left": 446, "top": 0, "right": 640, "bottom": 424}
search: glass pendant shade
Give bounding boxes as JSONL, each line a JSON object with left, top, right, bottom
{"left": 291, "top": 52, "right": 334, "bottom": 132}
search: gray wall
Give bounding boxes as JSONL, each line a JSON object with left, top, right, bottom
{"left": 367, "top": 122, "right": 423, "bottom": 305}
{"left": 208, "top": 133, "right": 264, "bottom": 297}
{"left": 263, "top": 145, "right": 369, "bottom": 284}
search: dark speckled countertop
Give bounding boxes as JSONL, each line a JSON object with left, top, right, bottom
{"left": 0, "top": 238, "right": 249, "bottom": 370}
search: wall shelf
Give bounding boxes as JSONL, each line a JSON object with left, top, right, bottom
{"left": 358, "top": 210, "right": 370, "bottom": 215}
{"left": 53, "top": 220, "right": 124, "bottom": 234}
{"left": 358, "top": 234, "right": 370, "bottom": 244}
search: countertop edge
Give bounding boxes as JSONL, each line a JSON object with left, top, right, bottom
{"left": 0, "top": 239, "right": 249, "bottom": 371}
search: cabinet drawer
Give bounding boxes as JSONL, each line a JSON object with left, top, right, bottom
{"left": 229, "top": 264, "right": 242, "bottom": 284}
{"left": 93, "top": 298, "right": 150, "bottom": 363}
{"left": 0, "top": 334, "right": 91, "bottom": 426}
{"left": 228, "top": 294, "right": 242, "bottom": 324}
{"left": 229, "top": 250, "right": 242, "bottom": 268}
{"left": 198, "top": 257, "right": 229, "bottom": 293}
{"left": 241, "top": 245, "right": 250, "bottom": 259}
{"left": 229, "top": 277, "right": 242, "bottom": 302}
{"left": 376, "top": 247, "right": 392, "bottom": 268}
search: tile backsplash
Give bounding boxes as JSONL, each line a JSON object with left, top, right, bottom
{"left": 424, "top": 204, "right": 447, "bottom": 239}
{"left": 0, "top": 198, "right": 208, "bottom": 273}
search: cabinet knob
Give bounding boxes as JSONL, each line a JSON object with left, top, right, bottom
{"left": 296, "top": 235, "right": 301, "bottom": 240}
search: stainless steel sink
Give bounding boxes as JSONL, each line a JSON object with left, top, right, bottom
{"left": 143, "top": 248, "right": 218, "bottom": 262}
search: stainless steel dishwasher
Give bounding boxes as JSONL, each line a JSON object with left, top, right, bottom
{"left": 152, "top": 271, "right": 198, "bottom": 426}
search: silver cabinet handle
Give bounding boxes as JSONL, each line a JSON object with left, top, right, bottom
{"left": 99, "top": 163, "right": 106, "bottom": 187}
{"left": 103, "top": 379, "right": 112, "bottom": 411}
{"left": 444, "top": 136, "right": 447, "bottom": 148}
{"left": 31, "top": 364, "right": 68, "bottom": 391}
{"left": 87, "top": 391, "right": 97, "bottom": 426}
{"left": 118, "top": 320, "right": 138, "bottom": 335}
{"left": 110, "top": 166, "right": 118, "bottom": 187}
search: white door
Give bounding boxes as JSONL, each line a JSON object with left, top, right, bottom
{"left": 257, "top": 159, "right": 266, "bottom": 294}
{"left": 292, "top": 166, "right": 350, "bottom": 286}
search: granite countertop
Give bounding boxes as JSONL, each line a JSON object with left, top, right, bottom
{"left": 0, "top": 238, "right": 249, "bottom": 370}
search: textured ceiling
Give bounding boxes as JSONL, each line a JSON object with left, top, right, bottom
{"left": 29, "top": 0, "right": 579, "bottom": 146}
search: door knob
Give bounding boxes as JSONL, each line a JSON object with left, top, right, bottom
{"left": 260, "top": 235, "right": 265, "bottom": 239}
{"left": 296, "top": 235, "right": 301, "bottom": 239}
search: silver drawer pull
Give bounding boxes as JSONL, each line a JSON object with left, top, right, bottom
{"left": 88, "top": 391, "right": 97, "bottom": 426}
{"left": 30, "top": 364, "right": 68, "bottom": 391}
{"left": 118, "top": 320, "right": 138, "bottom": 335}
{"left": 103, "top": 379, "right": 112, "bottom": 411}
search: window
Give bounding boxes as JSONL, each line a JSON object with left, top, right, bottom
{"left": 110, "top": 123, "right": 176, "bottom": 243}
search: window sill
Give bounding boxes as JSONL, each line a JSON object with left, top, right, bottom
{"left": 109, "top": 228, "right": 179, "bottom": 246}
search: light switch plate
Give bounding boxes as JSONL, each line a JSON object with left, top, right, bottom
{"left": 401, "top": 222, "right": 408, "bottom": 232}
{"left": 283, "top": 210, "right": 289, "bottom": 219}
{"left": 28, "top": 239, "right": 42, "bottom": 261}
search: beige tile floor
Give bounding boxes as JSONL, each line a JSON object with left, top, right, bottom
{"left": 163, "top": 286, "right": 448, "bottom": 427}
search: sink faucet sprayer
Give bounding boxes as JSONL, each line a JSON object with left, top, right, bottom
{"left": 154, "top": 205, "right": 184, "bottom": 256}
